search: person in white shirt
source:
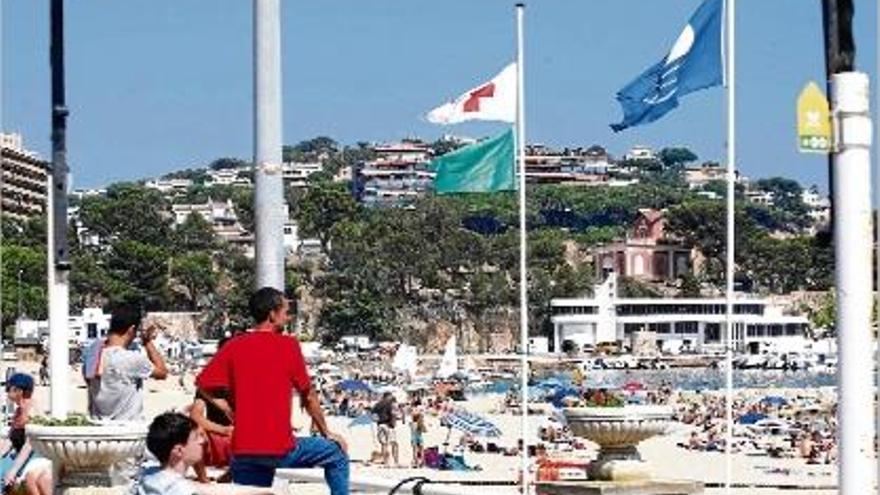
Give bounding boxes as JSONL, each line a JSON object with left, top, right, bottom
{"left": 137, "top": 412, "right": 272, "bottom": 495}
{"left": 85, "top": 306, "right": 169, "bottom": 421}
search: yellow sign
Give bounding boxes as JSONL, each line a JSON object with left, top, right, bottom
{"left": 797, "top": 81, "right": 831, "bottom": 153}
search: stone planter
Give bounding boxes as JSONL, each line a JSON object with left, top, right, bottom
{"left": 562, "top": 406, "right": 672, "bottom": 482}
{"left": 26, "top": 423, "right": 147, "bottom": 490}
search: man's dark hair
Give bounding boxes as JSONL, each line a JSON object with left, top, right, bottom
{"left": 248, "top": 287, "right": 285, "bottom": 323}
{"left": 146, "top": 412, "right": 196, "bottom": 465}
{"left": 108, "top": 306, "right": 142, "bottom": 336}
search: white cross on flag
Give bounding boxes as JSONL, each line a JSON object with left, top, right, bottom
{"left": 426, "top": 63, "right": 517, "bottom": 125}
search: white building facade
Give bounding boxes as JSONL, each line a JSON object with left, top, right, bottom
{"left": 550, "top": 274, "right": 810, "bottom": 354}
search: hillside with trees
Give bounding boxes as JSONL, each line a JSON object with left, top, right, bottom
{"left": 0, "top": 139, "right": 833, "bottom": 348}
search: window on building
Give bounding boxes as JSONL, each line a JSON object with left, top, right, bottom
{"left": 705, "top": 323, "right": 721, "bottom": 342}
{"left": 87, "top": 323, "right": 98, "bottom": 339}
{"left": 623, "top": 323, "right": 641, "bottom": 335}
{"left": 649, "top": 323, "right": 670, "bottom": 334}
{"left": 675, "top": 321, "right": 698, "bottom": 334}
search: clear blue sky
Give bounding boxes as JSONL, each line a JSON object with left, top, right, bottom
{"left": 2, "top": 1, "right": 877, "bottom": 190}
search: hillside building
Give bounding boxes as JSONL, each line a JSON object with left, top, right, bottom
{"left": 1, "top": 133, "right": 49, "bottom": 222}
{"left": 595, "top": 209, "right": 695, "bottom": 282}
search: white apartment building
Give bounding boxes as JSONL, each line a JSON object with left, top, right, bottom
{"left": 15, "top": 308, "right": 111, "bottom": 346}
{"left": 550, "top": 274, "right": 810, "bottom": 355}
{"left": 622, "top": 145, "right": 656, "bottom": 162}
{"left": 745, "top": 190, "right": 775, "bottom": 206}
{"left": 171, "top": 200, "right": 237, "bottom": 226}
{"left": 205, "top": 168, "right": 252, "bottom": 187}
{"left": 144, "top": 178, "right": 192, "bottom": 194}
{"left": 282, "top": 161, "right": 323, "bottom": 188}
{"left": 683, "top": 163, "right": 727, "bottom": 189}
{"left": 1, "top": 133, "right": 49, "bottom": 221}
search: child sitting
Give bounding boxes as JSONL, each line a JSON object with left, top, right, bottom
{"left": 189, "top": 389, "right": 233, "bottom": 483}
{"left": 0, "top": 373, "right": 52, "bottom": 495}
{"left": 136, "top": 412, "right": 271, "bottom": 495}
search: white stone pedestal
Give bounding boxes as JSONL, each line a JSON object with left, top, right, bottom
{"left": 26, "top": 423, "right": 147, "bottom": 493}
{"left": 562, "top": 406, "right": 672, "bottom": 482}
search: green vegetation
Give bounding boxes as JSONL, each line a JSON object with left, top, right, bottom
{"left": 0, "top": 141, "right": 833, "bottom": 345}
{"left": 30, "top": 414, "right": 96, "bottom": 427}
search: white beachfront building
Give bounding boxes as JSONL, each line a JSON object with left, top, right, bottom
{"left": 550, "top": 274, "right": 810, "bottom": 355}
{"left": 15, "top": 307, "right": 111, "bottom": 346}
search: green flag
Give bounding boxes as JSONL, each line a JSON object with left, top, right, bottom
{"left": 429, "top": 128, "right": 515, "bottom": 194}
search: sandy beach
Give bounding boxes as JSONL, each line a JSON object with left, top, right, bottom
{"left": 6, "top": 358, "right": 845, "bottom": 495}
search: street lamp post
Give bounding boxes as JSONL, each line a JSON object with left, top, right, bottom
{"left": 48, "top": 0, "right": 70, "bottom": 418}
{"left": 253, "top": 0, "right": 285, "bottom": 291}
{"left": 16, "top": 270, "right": 22, "bottom": 319}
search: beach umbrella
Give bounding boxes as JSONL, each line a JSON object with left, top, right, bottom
{"left": 737, "top": 412, "right": 768, "bottom": 425}
{"left": 441, "top": 409, "right": 501, "bottom": 438}
{"left": 485, "top": 380, "right": 513, "bottom": 394}
{"left": 336, "top": 379, "right": 372, "bottom": 393}
{"left": 535, "top": 377, "right": 566, "bottom": 390}
{"left": 348, "top": 413, "right": 374, "bottom": 428}
{"left": 622, "top": 381, "right": 645, "bottom": 393}
{"left": 528, "top": 386, "right": 552, "bottom": 401}
{"left": 549, "top": 387, "right": 581, "bottom": 408}
{"left": 760, "top": 395, "right": 788, "bottom": 407}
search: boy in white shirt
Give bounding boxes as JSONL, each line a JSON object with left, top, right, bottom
{"left": 137, "top": 412, "right": 272, "bottom": 495}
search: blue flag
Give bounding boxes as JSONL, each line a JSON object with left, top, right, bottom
{"left": 610, "top": 0, "right": 723, "bottom": 132}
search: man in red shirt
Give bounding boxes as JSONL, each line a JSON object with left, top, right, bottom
{"left": 196, "top": 287, "right": 349, "bottom": 493}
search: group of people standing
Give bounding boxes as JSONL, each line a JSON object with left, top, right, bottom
{"left": 370, "top": 391, "right": 428, "bottom": 468}
{"left": 1, "top": 286, "right": 351, "bottom": 495}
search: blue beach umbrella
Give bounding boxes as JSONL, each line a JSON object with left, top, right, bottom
{"left": 760, "top": 395, "right": 788, "bottom": 407}
{"left": 336, "top": 379, "right": 372, "bottom": 393}
{"left": 441, "top": 409, "right": 501, "bottom": 438}
{"left": 737, "top": 412, "right": 768, "bottom": 425}
{"left": 549, "top": 387, "right": 581, "bottom": 408}
{"left": 535, "top": 377, "right": 566, "bottom": 389}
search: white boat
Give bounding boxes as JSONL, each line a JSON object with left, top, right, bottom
{"left": 436, "top": 336, "right": 458, "bottom": 379}
{"left": 391, "top": 343, "right": 418, "bottom": 378}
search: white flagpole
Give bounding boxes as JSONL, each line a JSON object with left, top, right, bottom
{"left": 515, "top": 3, "right": 529, "bottom": 493}
{"left": 723, "top": 0, "right": 736, "bottom": 493}
{"left": 876, "top": 0, "right": 880, "bottom": 488}
{"left": 876, "top": 2, "right": 880, "bottom": 491}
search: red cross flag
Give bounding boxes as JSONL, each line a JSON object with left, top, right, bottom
{"left": 426, "top": 63, "right": 516, "bottom": 125}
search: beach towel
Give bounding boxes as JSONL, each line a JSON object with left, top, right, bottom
{"left": 441, "top": 454, "right": 474, "bottom": 471}
{"left": 82, "top": 339, "right": 106, "bottom": 380}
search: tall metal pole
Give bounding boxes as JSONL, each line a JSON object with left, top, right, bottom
{"left": 17, "top": 270, "right": 22, "bottom": 318}
{"left": 515, "top": 4, "right": 529, "bottom": 492}
{"left": 821, "top": 0, "right": 855, "bottom": 232}
{"left": 831, "top": 71, "right": 875, "bottom": 495}
{"left": 49, "top": 0, "right": 70, "bottom": 418}
{"left": 723, "top": 0, "right": 735, "bottom": 492}
{"left": 253, "top": 0, "right": 285, "bottom": 290}
{"left": 876, "top": 4, "right": 880, "bottom": 491}
{"left": 819, "top": 3, "right": 873, "bottom": 494}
